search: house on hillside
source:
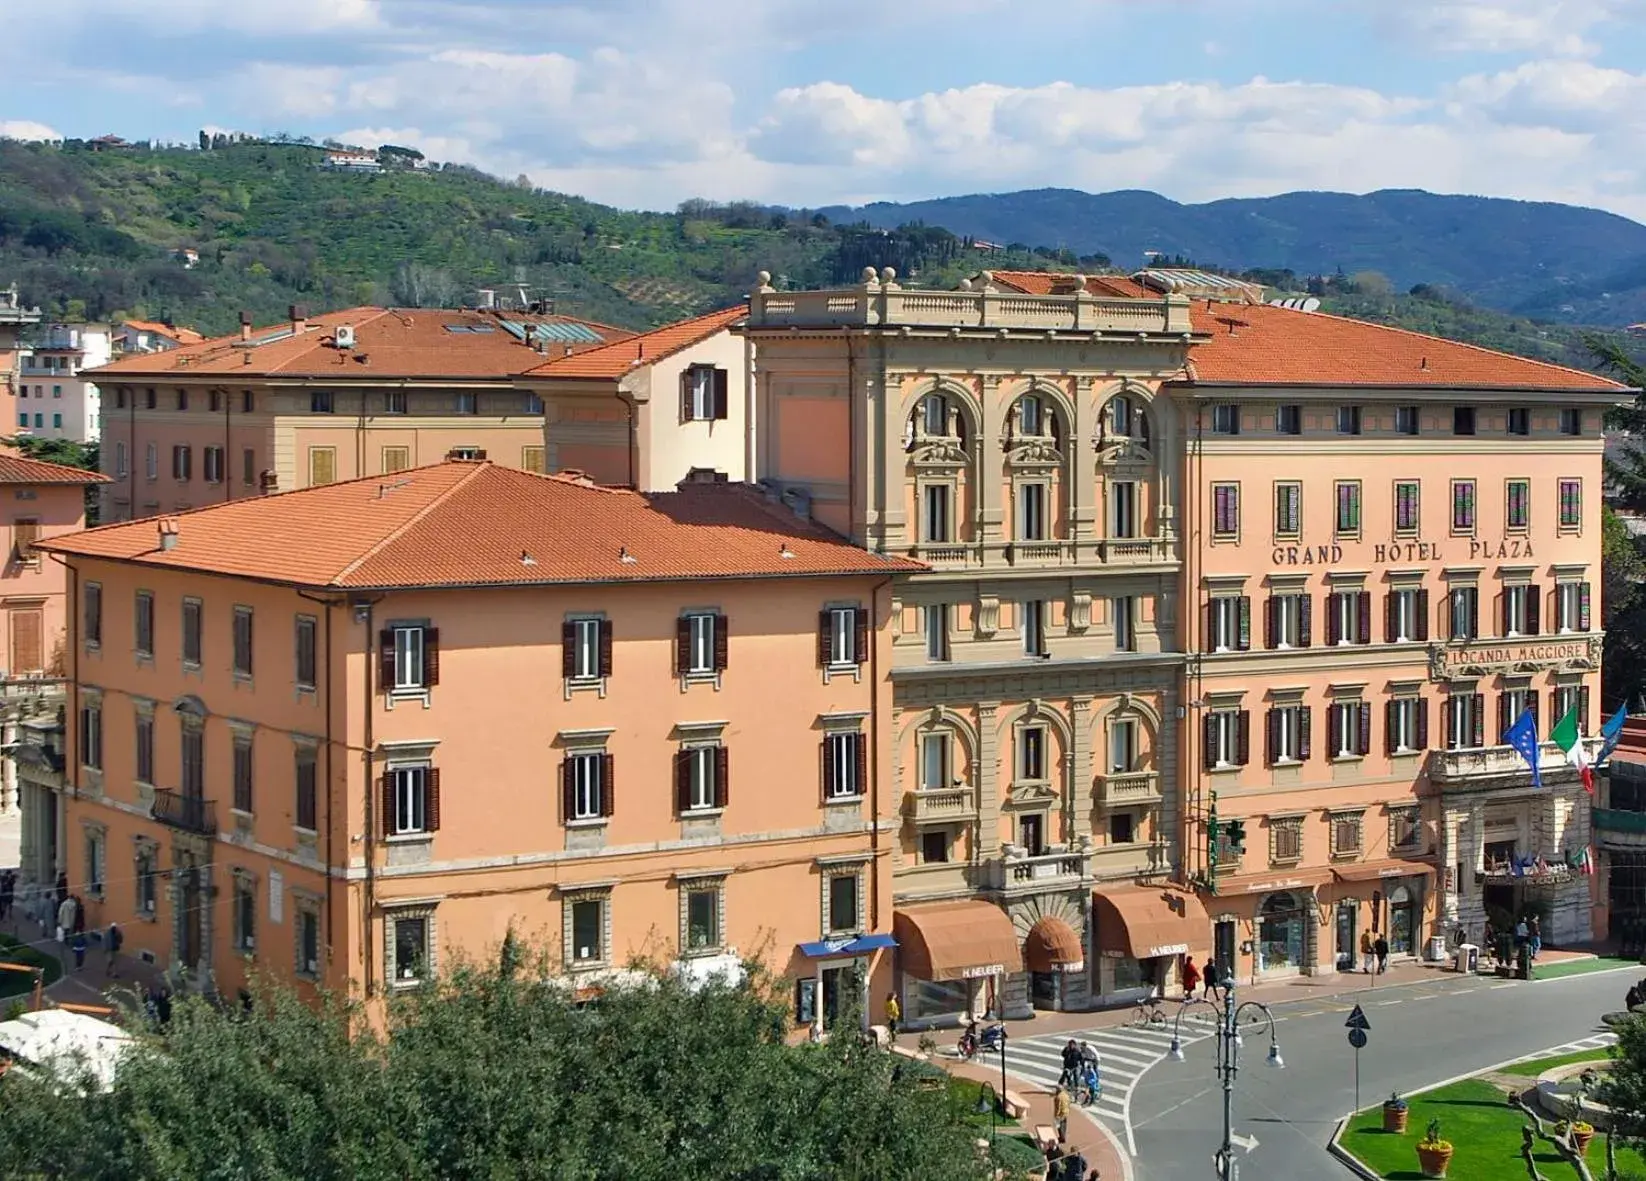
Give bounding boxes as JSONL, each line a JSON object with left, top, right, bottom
{"left": 115, "top": 320, "right": 205, "bottom": 356}
{"left": 320, "top": 149, "right": 381, "bottom": 173}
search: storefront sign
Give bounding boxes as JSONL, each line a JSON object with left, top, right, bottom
{"left": 1146, "top": 942, "right": 1190, "bottom": 958}
{"left": 1272, "top": 538, "right": 1538, "bottom": 568}
{"left": 1054, "top": 961, "right": 1086, "bottom": 975}
{"left": 1430, "top": 637, "right": 1597, "bottom": 681}
{"left": 961, "top": 964, "right": 1004, "bottom": 979}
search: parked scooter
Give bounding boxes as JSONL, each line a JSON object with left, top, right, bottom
{"left": 957, "top": 1021, "right": 1006, "bottom": 1060}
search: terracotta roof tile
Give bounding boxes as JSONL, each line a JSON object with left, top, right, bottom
{"left": 38, "top": 462, "right": 919, "bottom": 588}
{"left": 0, "top": 450, "right": 109, "bottom": 486}
{"left": 90, "top": 308, "right": 633, "bottom": 381}
{"left": 524, "top": 305, "right": 746, "bottom": 380}
{"left": 1180, "top": 303, "right": 1627, "bottom": 392}
{"left": 119, "top": 320, "right": 204, "bottom": 344}
{"left": 985, "top": 271, "right": 1153, "bottom": 299}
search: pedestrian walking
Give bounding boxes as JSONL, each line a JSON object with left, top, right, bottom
{"left": 1052, "top": 1085, "right": 1070, "bottom": 1143}
{"left": 70, "top": 930, "right": 86, "bottom": 971}
{"left": 1061, "top": 1149, "right": 1088, "bottom": 1181}
{"left": 884, "top": 991, "right": 900, "bottom": 1043}
{"left": 1529, "top": 915, "right": 1542, "bottom": 960}
{"left": 105, "top": 922, "right": 122, "bottom": 977}
{"left": 1202, "top": 958, "right": 1219, "bottom": 1000}
{"left": 1514, "top": 916, "right": 1529, "bottom": 951}
{"left": 1360, "top": 929, "right": 1375, "bottom": 974}
{"left": 1181, "top": 955, "right": 1201, "bottom": 998}
{"left": 54, "top": 893, "right": 76, "bottom": 946}
{"left": 1374, "top": 934, "right": 1389, "bottom": 975}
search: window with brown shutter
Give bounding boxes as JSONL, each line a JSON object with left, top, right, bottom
{"left": 426, "top": 768, "right": 441, "bottom": 831}
{"left": 675, "top": 617, "right": 693, "bottom": 675}
{"left": 600, "top": 753, "right": 614, "bottom": 817}
{"left": 294, "top": 616, "right": 317, "bottom": 689}
{"left": 674, "top": 750, "right": 693, "bottom": 814}
{"left": 561, "top": 621, "right": 578, "bottom": 679}
{"left": 423, "top": 629, "right": 440, "bottom": 686}
{"left": 817, "top": 610, "right": 833, "bottom": 667}
{"left": 560, "top": 759, "right": 576, "bottom": 821}
{"left": 83, "top": 582, "right": 102, "bottom": 647}
{"left": 8, "top": 608, "right": 42, "bottom": 673}
{"left": 714, "top": 746, "right": 729, "bottom": 808}
{"left": 712, "top": 614, "right": 728, "bottom": 671}
{"left": 378, "top": 629, "right": 396, "bottom": 690}
{"left": 12, "top": 518, "right": 39, "bottom": 567}
{"left": 853, "top": 608, "right": 868, "bottom": 664}
{"left": 598, "top": 620, "right": 613, "bottom": 678}
{"left": 711, "top": 368, "right": 729, "bottom": 420}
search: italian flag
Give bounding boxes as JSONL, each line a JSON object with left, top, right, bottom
{"left": 1552, "top": 706, "right": 1593, "bottom": 795}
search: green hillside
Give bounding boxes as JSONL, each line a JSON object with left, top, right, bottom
{"left": 0, "top": 137, "right": 1636, "bottom": 375}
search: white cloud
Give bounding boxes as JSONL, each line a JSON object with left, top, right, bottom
{"left": 0, "top": 120, "right": 60, "bottom": 141}
{"left": 1370, "top": 0, "right": 1646, "bottom": 57}
{"left": 51, "top": 0, "right": 381, "bottom": 35}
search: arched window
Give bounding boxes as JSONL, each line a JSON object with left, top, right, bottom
{"left": 1019, "top": 393, "right": 1043, "bottom": 437}
{"left": 1106, "top": 394, "right": 1151, "bottom": 446}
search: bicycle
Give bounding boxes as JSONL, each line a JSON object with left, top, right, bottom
{"left": 1130, "top": 996, "right": 1168, "bottom": 1027}
{"left": 1073, "top": 1064, "right": 1102, "bottom": 1106}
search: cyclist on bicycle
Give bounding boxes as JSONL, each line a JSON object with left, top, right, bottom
{"left": 1058, "top": 1038, "right": 1082, "bottom": 1090}
{"left": 1078, "top": 1041, "right": 1102, "bottom": 1100}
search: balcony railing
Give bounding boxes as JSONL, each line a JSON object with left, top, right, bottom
{"left": 905, "top": 535, "right": 1177, "bottom": 574}
{"left": 1089, "top": 840, "right": 1169, "bottom": 877}
{"left": 1428, "top": 739, "right": 1603, "bottom": 787}
{"left": 1096, "top": 771, "right": 1163, "bottom": 807}
{"left": 153, "top": 789, "right": 216, "bottom": 836}
{"left": 902, "top": 787, "right": 978, "bottom": 825}
{"left": 981, "top": 844, "right": 1092, "bottom": 893}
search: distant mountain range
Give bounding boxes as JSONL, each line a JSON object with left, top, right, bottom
{"left": 817, "top": 188, "right": 1646, "bottom": 327}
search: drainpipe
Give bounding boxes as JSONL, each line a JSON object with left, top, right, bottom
{"left": 222, "top": 386, "right": 232, "bottom": 503}
{"left": 614, "top": 388, "right": 639, "bottom": 489}
{"left": 356, "top": 595, "right": 383, "bottom": 995}
{"left": 297, "top": 590, "right": 340, "bottom": 982}
{"left": 126, "top": 388, "right": 136, "bottom": 514}
{"left": 869, "top": 575, "right": 890, "bottom": 933}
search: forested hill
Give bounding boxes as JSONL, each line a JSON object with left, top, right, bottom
{"left": 0, "top": 137, "right": 1635, "bottom": 372}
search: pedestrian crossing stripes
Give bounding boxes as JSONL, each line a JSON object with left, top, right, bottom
{"left": 1504, "top": 1032, "right": 1616, "bottom": 1066}
{"left": 996, "top": 1015, "right": 1220, "bottom": 1156}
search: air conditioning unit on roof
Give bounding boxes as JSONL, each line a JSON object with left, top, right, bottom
{"left": 334, "top": 325, "right": 356, "bottom": 350}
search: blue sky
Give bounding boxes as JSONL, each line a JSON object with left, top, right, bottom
{"left": 6, "top": 0, "right": 1646, "bottom": 218}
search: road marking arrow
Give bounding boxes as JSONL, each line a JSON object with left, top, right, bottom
{"left": 1231, "top": 1132, "right": 1260, "bottom": 1152}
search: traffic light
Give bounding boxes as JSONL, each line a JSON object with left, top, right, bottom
{"left": 1225, "top": 819, "right": 1247, "bottom": 852}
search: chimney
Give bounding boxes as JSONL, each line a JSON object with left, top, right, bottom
{"left": 289, "top": 304, "right": 308, "bottom": 334}
{"left": 239, "top": 311, "right": 252, "bottom": 342}
{"left": 157, "top": 517, "right": 179, "bottom": 552}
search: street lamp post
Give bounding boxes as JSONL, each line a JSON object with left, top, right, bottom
{"left": 1168, "top": 979, "right": 1283, "bottom": 1181}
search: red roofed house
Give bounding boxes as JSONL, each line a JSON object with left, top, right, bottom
{"left": 38, "top": 461, "right": 915, "bottom": 1025}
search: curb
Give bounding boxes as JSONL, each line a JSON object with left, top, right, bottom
{"left": 1327, "top": 1114, "right": 1382, "bottom": 1181}
{"left": 1072, "top": 1104, "right": 1135, "bottom": 1181}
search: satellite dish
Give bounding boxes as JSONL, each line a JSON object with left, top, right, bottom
{"left": 1302, "top": 298, "right": 1321, "bottom": 312}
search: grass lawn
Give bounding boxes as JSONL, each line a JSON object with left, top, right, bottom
{"left": 1501, "top": 1046, "right": 1615, "bottom": 1077}
{"left": 1532, "top": 955, "right": 1640, "bottom": 981}
{"left": 0, "top": 934, "right": 62, "bottom": 1000}
{"left": 1342, "top": 1079, "right": 1581, "bottom": 1180}
{"left": 946, "top": 1076, "right": 1022, "bottom": 1131}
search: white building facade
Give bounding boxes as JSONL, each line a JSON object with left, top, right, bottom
{"left": 17, "top": 323, "right": 111, "bottom": 443}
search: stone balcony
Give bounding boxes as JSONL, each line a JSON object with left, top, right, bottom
{"left": 744, "top": 273, "right": 1196, "bottom": 337}
{"left": 1428, "top": 739, "right": 1603, "bottom": 793}
{"left": 1096, "top": 770, "right": 1163, "bottom": 808}
{"left": 981, "top": 843, "right": 1093, "bottom": 898}
{"left": 906, "top": 534, "right": 1177, "bottom": 574}
{"left": 1089, "top": 840, "right": 1169, "bottom": 878}
{"left": 902, "top": 786, "right": 979, "bottom": 826}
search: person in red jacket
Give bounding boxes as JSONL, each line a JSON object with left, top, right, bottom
{"left": 1181, "top": 955, "right": 1201, "bottom": 998}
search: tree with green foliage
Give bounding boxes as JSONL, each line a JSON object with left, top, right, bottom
{"left": 0, "top": 945, "right": 992, "bottom": 1181}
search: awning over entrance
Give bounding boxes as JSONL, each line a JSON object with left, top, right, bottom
{"left": 796, "top": 933, "right": 896, "bottom": 959}
{"left": 1332, "top": 859, "right": 1437, "bottom": 885}
{"left": 1209, "top": 867, "right": 1334, "bottom": 896}
{"left": 894, "top": 900, "right": 1021, "bottom": 981}
{"left": 1024, "top": 916, "right": 1084, "bottom": 975}
{"left": 1092, "top": 886, "right": 1208, "bottom": 960}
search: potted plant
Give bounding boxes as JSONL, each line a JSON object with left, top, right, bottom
{"left": 1559, "top": 1119, "right": 1596, "bottom": 1156}
{"left": 1383, "top": 1092, "right": 1409, "bottom": 1134}
{"left": 1416, "top": 1119, "right": 1454, "bottom": 1178}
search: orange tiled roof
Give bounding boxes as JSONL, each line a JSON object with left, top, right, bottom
{"left": 1179, "top": 303, "right": 1627, "bottom": 392}
{"left": 38, "top": 461, "right": 919, "bottom": 588}
{"left": 985, "top": 271, "right": 1153, "bottom": 299}
{"left": 0, "top": 450, "right": 110, "bottom": 486}
{"left": 524, "top": 305, "right": 746, "bottom": 380}
{"left": 91, "top": 308, "right": 633, "bottom": 381}
{"left": 120, "top": 320, "right": 205, "bottom": 345}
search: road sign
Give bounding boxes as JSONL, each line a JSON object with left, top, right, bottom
{"left": 1348, "top": 1028, "right": 1368, "bottom": 1049}
{"left": 1345, "top": 1004, "right": 1371, "bottom": 1032}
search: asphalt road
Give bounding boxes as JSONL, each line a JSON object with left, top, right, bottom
{"left": 1127, "top": 965, "right": 1639, "bottom": 1181}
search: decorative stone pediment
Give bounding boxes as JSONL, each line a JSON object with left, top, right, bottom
{"left": 1007, "top": 782, "right": 1059, "bottom": 807}
{"left": 1096, "top": 437, "right": 1153, "bottom": 470}
{"left": 909, "top": 438, "right": 970, "bottom": 471}
{"left": 1004, "top": 437, "right": 1064, "bottom": 470}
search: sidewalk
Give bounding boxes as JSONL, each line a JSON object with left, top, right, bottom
{"left": 940, "top": 1051, "right": 1129, "bottom": 1181}
{"left": 0, "top": 895, "right": 171, "bottom": 1014}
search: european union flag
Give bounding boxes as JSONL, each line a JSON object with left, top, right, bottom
{"left": 1600, "top": 705, "right": 1629, "bottom": 764}
{"left": 1503, "top": 708, "right": 1542, "bottom": 788}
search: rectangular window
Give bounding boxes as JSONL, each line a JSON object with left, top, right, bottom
{"left": 383, "top": 391, "right": 407, "bottom": 415}
{"left": 1211, "top": 404, "right": 1240, "bottom": 435}
{"left": 310, "top": 391, "right": 334, "bottom": 414}
{"left": 920, "top": 829, "right": 951, "bottom": 864}
{"left": 85, "top": 832, "right": 104, "bottom": 897}
{"left": 921, "top": 484, "right": 951, "bottom": 543}
{"left": 571, "top": 898, "right": 604, "bottom": 963}
{"left": 685, "top": 888, "right": 721, "bottom": 951}
{"left": 1327, "top": 590, "right": 1369, "bottom": 646}
{"left": 686, "top": 613, "right": 719, "bottom": 675}
{"left": 181, "top": 727, "right": 204, "bottom": 798}
{"left": 242, "top": 449, "right": 256, "bottom": 486}
{"left": 115, "top": 442, "right": 128, "bottom": 478}
{"left": 1206, "top": 708, "right": 1246, "bottom": 769}
{"left": 1276, "top": 404, "right": 1302, "bottom": 435}
{"left": 1330, "top": 701, "right": 1369, "bottom": 758}
{"left": 79, "top": 702, "right": 103, "bottom": 770}
{"left": 925, "top": 604, "right": 950, "bottom": 662}
{"left": 181, "top": 598, "right": 202, "bottom": 666}
{"left": 455, "top": 392, "right": 477, "bottom": 415}
{"left": 1020, "top": 599, "right": 1047, "bottom": 657}
{"left": 1506, "top": 479, "right": 1530, "bottom": 531}
{"left": 823, "top": 732, "right": 864, "bottom": 800}
{"left": 1109, "top": 481, "right": 1138, "bottom": 539}
{"left": 827, "top": 873, "right": 859, "bottom": 934}
{"left": 1453, "top": 407, "right": 1476, "bottom": 436}
{"left": 683, "top": 366, "right": 728, "bottom": 421}
{"left": 1555, "top": 581, "right": 1591, "bottom": 633}
{"left": 521, "top": 446, "right": 545, "bottom": 474}
{"left": 175, "top": 389, "right": 188, "bottom": 411}
{"left": 83, "top": 582, "right": 102, "bottom": 647}
{"left": 1559, "top": 479, "right": 1582, "bottom": 531}
{"left": 1451, "top": 480, "right": 1476, "bottom": 533}
{"left": 679, "top": 745, "right": 727, "bottom": 812}
{"left": 1447, "top": 693, "right": 1483, "bottom": 751}
{"left": 1208, "top": 594, "right": 1249, "bottom": 653}
{"left": 144, "top": 443, "right": 158, "bottom": 480}
{"left": 242, "top": 390, "right": 255, "bottom": 414}
{"left": 135, "top": 715, "right": 154, "bottom": 783}
{"left": 823, "top": 606, "right": 862, "bottom": 668}
{"left": 1269, "top": 592, "right": 1306, "bottom": 649}
{"left": 11, "top": 518, "right": 38, "bottom": 568}
{"left": 1018, "top": 725, "right": 1047, "bottom": 781}
{"left": 920, "top": 732, "right": 950, "bottom": 790}
{"left": 1503, "top": 584, "right": 1533, "bottom": 637}
{"left": 1507, "top": 407, "right": 1531, "bottom": 436}
{"left": 1113, "top": 596, "right": 1136, "bottom": 652}
{"left": 1331, "top": 813, "right": 1364, "bottom": 857}
{"left": 565, "top": 751, "right": 608, "bottom": 821}
{"left": 1396, "top": 406, "right": 1420, "bottom": 436}
{"left": 1449, "top": 586, "right": 1479, "bottom": 640}
{"left": 525, "top": 394, "right": 544, "bottom": 415}
{"left": 567, "top": 616, "right": 605, "bottom": 681}
{"left": 308, "top": 447, "right": 336, "bottom": 487}
{"left": 388, "top": 765, "right": 434, "bottom": 835}
{"left": 1394, "top": 481, "right": 1420, "bottom": 535}
{"left": 1109, "top": 812, "right": 1136, "bottom": 844}
{"left": 51, "top": 413, "right": 60, "bottom": 429}
{"left": 295, "top": 616, "right": 317, "bottom": 689}
{"left": 1388, "top": 697, "right": 1423, "bottom": 754}
{"left": 295, "top": 749, "right": 317, "bottom": 831}
{"left": 1335, "top": 481, "right": 1361, "bottom": 536}
{"left": 131, "top": 593, "right": 153, "bottom": 657}
{"left": 1274, "top": 482, "right": 1301, "bottom": 537}
{"left": 1390, "top": 808, "right": 1422, "bottom": 851}
{"left": 203, "top": 446, "right": 224, "bottom": 484}
{"left": 1336, "top": 405, "right": 1362, "bottom": 436}
{"left": 232, "top": 607, "right": 254, "bottom": 678}
{"left": 136, "top": 847, "right": 157, "bottom": 915}
{"left": 390, "top": 625, "right": 429, "bottom": 690}
{"left": 1109, "top": 719, "right": 1138, "bottom": 774}
{"left": 1272, "top": 820, "right": 1302, "bottom": 864}
{"left": 1268, "top": 704, "right": 1307, "bottom": 764}
{"left": 1560, "top": 409, "right": 1582, "bottom": 436}
{"left": 392, "top": 915, "right": 429, "bottom": 983}
{"left": 233, "top": 738, "right": 254, "bottom": 813}
{"left": 295, "top": 908, "right": 318, "bottom": 975}
{"left": 1212, "top": 483, "right": 1239, "bottom": 539}
{"left": 234, "top": 878, "right": 256, "bottom": 951}
{"left": 381, "top": 446, "right": 410, "bottom": 475}
{"left": 145, "top": 389, "right": 156, "bottom": 410}
{"left": 1388, "top": 587, "right": 1425, "bottom": 643}
{"left": 171, "top": 445, "right": 192, "bottom": 481}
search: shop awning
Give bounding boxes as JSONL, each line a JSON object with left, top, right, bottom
{"left": 894, "top": 900, "right": 1021, "bottom": 982}
{"left": 1024, "top": 916, "right": 1084, "bottom": 975}
{"left": 1332, "top": 859, "right": 1437, "bottom": 884}
{"left": 1092, "top": 886, "right": 1208, "bottom": 960}
{"left": 796, "top": 933, "right": 897, "bottom": 959}
{"left": 1206, "top": 867, "right": 1334, "bottom": 896}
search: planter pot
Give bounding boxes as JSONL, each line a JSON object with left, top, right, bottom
{"left": 1383, "top": 1105, "right": 1409, "bottom": 1134}
{"left": 1416, "top": 1144, "right": 1454, "bottom": 1178}
{"left": 1572, "top": 1128, "right": 1594, "bottom": 1156}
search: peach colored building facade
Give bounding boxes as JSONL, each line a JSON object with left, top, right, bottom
{"left": 90, "top": 305, "right": 634, "bottom": 521}
{"left": 41, "top": 462, "right": 914, "bottom": 1029}
{"left": 1174, "top": 299, "right": 1623, "bottom": 983}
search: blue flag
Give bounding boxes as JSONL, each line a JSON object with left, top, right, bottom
{"left": 1600, "top": 705, "right": 1629, "bottom": 763}
{"left": 1503, "top": 708, "right": 1542, "bottom": 788}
